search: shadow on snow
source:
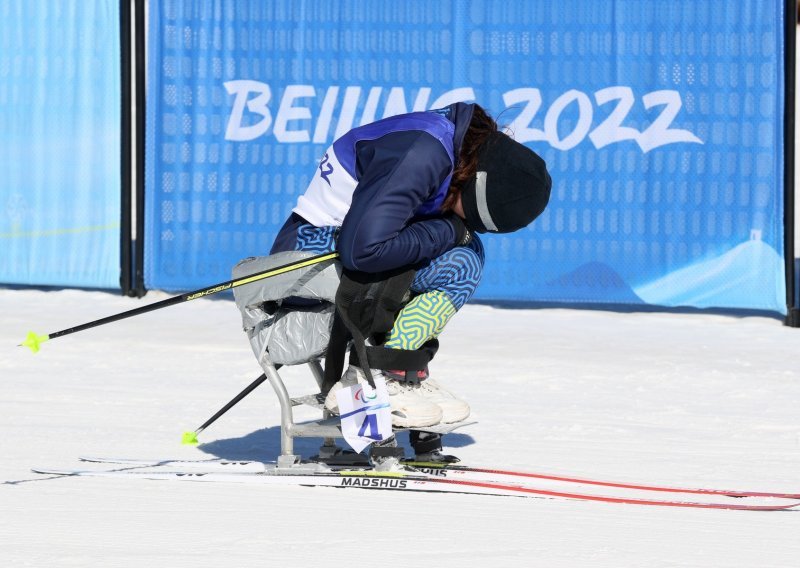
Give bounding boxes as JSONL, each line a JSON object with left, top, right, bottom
{"left": 196, "top": 425, "right": 476, "bottom": 462}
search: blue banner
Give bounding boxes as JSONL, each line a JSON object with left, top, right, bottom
{"left": 0, "top": 1, "right": 122, "bottom": 289}
{"left": 145, "top": 0, "right": 787, "bottom": 313}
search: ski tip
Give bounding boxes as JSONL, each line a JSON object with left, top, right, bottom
{"left": 20, "top": 331, "right": 49, "bottom": 354}
{"left": 181, "top": 431, "right": 199, "bottom": 445}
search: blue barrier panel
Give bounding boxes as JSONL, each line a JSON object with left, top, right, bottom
{"left": 146, "top": 0, "right": 786, "bottom": 313}
{"left": 0, "top": 1, "right": 121, "bottom": 289}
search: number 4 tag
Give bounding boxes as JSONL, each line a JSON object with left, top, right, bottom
{"left": 335, "top": 374, "right": 392, "bottom": 454}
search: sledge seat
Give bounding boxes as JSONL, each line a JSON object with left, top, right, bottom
{"left": 233, "top": 251, "right": 345, "bottom": 466}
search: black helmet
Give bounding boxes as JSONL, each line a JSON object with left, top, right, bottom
{"left": 461, "top": 132, "right": 552, "bottom": 234}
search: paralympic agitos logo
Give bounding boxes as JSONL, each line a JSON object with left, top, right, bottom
{"left": 353, "top": 386, "right": 378, "bottom": 403}
{"left": 224, "top": 80, "right": 703, "bottom": 153}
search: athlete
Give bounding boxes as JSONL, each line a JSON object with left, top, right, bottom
{"left": 270, "top": 102, "right": 551, "bottom": 461}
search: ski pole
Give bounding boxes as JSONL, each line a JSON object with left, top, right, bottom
{"left": 20, "top": 251, "right": 340, "bottom": 353}
{"left": 182, "top": 372, "right": 274, "bottom": 445}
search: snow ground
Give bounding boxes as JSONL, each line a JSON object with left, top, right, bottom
{"left": 1, "top": 288, "right": 799, "bottom": 567}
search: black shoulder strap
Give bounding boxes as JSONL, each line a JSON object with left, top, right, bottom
{"left": 322, "top": 310, "right": 350, "bottom": 393}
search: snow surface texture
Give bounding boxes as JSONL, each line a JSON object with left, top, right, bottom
{"left": 1, "top": 288, "right": 799, "bottom": 567}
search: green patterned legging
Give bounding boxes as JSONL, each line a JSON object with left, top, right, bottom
{"left": 384, "top": 237, "right": 485, "bottom": 350}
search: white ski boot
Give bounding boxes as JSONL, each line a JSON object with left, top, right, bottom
{"left": 323, "top": 365, "right": 366, "bottom": 414}
{"left": 417, "top": 377, "right": 470, "bottom": 423}
{"left": 325, "top": 365, "right": 443, "bottom": 428}
{"left": 387, "top": 369, "right": 470, "bottom": 424}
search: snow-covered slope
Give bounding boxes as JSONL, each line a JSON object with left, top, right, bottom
{"left": 1, "top": 289, "right": 799, "bottom": 567}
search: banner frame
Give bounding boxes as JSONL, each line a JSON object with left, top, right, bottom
{"left": 120, "top": 0, "right": 147, "bottom": 298}
{"left": 784, "top": 0, "right": 799, "bottom": 327}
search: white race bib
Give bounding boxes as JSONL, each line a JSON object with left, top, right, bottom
{"left": 335, "top": 374, "right": 393, "bottom": 454}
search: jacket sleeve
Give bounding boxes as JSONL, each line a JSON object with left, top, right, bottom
{"left": 337, "top": 130, "right": 460, "bottom": 273}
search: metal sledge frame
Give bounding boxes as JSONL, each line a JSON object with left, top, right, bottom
{"left": 262, "top": 356, "right": 346, "bottom": 467}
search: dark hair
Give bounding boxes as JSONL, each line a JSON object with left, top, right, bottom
{"left": 441, "top": 104, "right": 498, "bottom": 212}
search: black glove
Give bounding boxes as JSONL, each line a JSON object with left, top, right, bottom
{"left": 446, "top": 213, "right": 473, "bottom": 247}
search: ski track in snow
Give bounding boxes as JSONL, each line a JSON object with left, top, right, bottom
{"left": 1, "top": 288, "right": 799, "bottom": 567}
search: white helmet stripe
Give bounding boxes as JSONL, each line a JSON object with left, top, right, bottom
{"left": 475, "top": 171, "right": 497, "bottom": 232}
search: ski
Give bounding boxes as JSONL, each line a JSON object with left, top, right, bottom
{"left": 37, "top": 462, "right": 800, "bottom": 511}
{"left": 79, "top": 455, "right": 800, "bottom": 500}
{"left": 404, "top": 461, "right": 800, "bottom": 501}
{"left": 79, "top": 456, "right": 267, "bottom": 473}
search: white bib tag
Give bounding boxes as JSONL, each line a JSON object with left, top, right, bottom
{"left": 335, "top": 374, "right": 393, "bottom": 454}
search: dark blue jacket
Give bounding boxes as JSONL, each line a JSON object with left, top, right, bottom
{"left": 274, "top": 103, "right": 475, "bottom": 273}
